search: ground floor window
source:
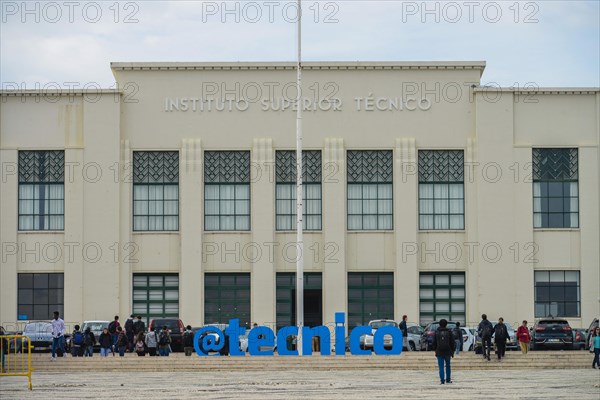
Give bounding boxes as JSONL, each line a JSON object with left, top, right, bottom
{"left": 534, "top": 270, "right": 580, "bottom": 317}
{"left": 204, "top": 273, "right": 251, "bottom": 327}
{"left": 18, "top": 273, "right": 64, "bottom": 320}
{"left": 419, "top": 272, "right": 465, "bottom": 325}
{"left": 347, "top": 272, "right": 394, "bottom": 331}
{"left": 132, "top": 274, "right": 179, "bottom": 325}
{"left": 276, "top": 273, "right": 322, "bottom": 329}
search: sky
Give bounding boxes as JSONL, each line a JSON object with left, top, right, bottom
{"left": 1, "top": 0, "right": 599, "bottom": 88}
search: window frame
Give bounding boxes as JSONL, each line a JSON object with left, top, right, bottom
{"left": 132, "top": 273, "right": 180, "bottom": 324}
{"left": 534, "top": 270, "right": 580, "bottom": 318}
{"left": 418, "top": 272, "right": 466, "bottom": 326}
{"left": 204, "top": 273, "right": 251, "bottom": 327}
{"left": 17, "top": 273, "right": 64, "bottom": 320}
{"left": 347, "top": 272, "right": 394, "bottom": 332}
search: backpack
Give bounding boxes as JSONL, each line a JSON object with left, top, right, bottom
{"left": 436, "top": 329, "right": 452, "bottom": 352}
{"left": 158, "top": 332, "right": 169, "bottom": 346}
{"left": 452, "top": 327, "right": 461, "bottom": 341}
{"left": 72, "top": 331, "right": 84, "bottom": 346}
{"left": 84, "top": 332, "right": 94, "bottom": 346}
{"left": 136, "top": 340, "right": 145, "bottom": 353}
{"left": 482, "top": 323, "right": 493, "bottom": 339}
{"left": 183, "top": 331, "right": 194, "bottom": 347}
{"left": 495, "top": 324, "right": 507, "bottom": 341}
{"left": 108, "top": 321, "right": 117, "bottom": 334}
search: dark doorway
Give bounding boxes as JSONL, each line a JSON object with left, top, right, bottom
{"left": 276, "top": 272, "right": 322, "bottom": 329}
{"left": 291, "top": 288, "right": 323, "bottom": 327}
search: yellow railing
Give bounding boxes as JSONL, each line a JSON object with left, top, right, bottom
{"left": 0, "top": 335, "right": 33, "bottom": 390}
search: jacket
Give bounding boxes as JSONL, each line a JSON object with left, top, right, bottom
{"left": 494, "top": 323, "right": 509, "bottom": 343}
{"left": 183, "top": 330, "right": 194, "bottom": 347}
{"left": 478, "top": 319, "right": 493, "bottom": 339}
{"left": 158, "top": 331, "right": 172, "bottom": 347}
{"left": 133, "top": 320, "right": 146, "bottom": 335}
{"left": 452, "top": 327, "right": 463, "bottom": 344}
{"left": 145, "top": 331, "right": 157, "bottom": 348}
{"left": 432, "top": 327, "right": 456, "bottom": 357}
{"left": 399, "top": 320, "right": 408, "bottom": 337}
{"left": 116, "top": 332, "right": 128, "bottom": 347}
{"left": 98, "top": 332, "right": 112, "bottom": 348}
{"left": 517, "top": 326, "right": 530, "bottom": 343}
{"left": 124, "top": 318, "right": 134, "bottom": 334}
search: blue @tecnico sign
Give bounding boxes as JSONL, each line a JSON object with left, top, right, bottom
{"left": 193, "top": 312, "right": 403, "bottom": 356}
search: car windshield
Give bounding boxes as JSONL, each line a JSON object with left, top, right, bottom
{"left": 538, "top": 320, "right": 569, "bottom": 326}
{"left": 82, "top": 322, "right": 108, "bottom": 332}
{"left": 370, "top": 321, "right": 397, "bottom": 329}
{"left": 24, "top": 323, "right": 51, "bottom": 333}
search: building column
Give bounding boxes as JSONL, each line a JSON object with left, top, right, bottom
{"left": 0, "top": 150, "right": 18, "bottom": 325}
{"left": 179, "top": 138, "right": 204, "bottom": 326}
{"left": 251, "top": 138, "right": 276, "bottom": 326}
{"left": 119, "top": 140, "right": 133, "bottom": 318}
{"left": 395, "top": 138, "right": 419, "bottom": 323}
{"left": 322, "top": 138, "right": 346, "bottom": 327}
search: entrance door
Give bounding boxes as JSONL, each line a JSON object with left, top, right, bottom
{"left": 291, "top": 288, "right": 323, "bottom": 327}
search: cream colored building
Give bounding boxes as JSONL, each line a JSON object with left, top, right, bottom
{"left": 1, "top": 62, "right": 599, "bottom": 332}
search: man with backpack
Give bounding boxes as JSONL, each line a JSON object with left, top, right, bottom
{"left": 182, "top": 325, "right": 194, "bottom": 356}
{"left": 452, "top": 321, "right": 463, "bottom": 356}
{"left": 108, "top": 316, "right": 120, "bottom": 356}
{"left": 70, "top": 325, "right": 85, "bottom": 357}
{"left": 399, "top": 315, "right": 412, "bottom": 352}
{"left": 478, "top": 314, "right": 494, "bottom": 361}
{"left": 158, "top": 326, "right": 172, "bottom": 356}
{"left": 494, "top": 317, "right": 510, "bottom": 361}
{"left": 133, "top": 316, "right": 146, "bottom": 337}
{"left": 125, "top": 314, "right": 135, "bottom": 352}
{"left": 145, "top": 327, "right": 158, "bottom": 356}
{"left": 83, "top": 327, "right": 95, "bottom": 357}
{"left": 432, "top": 319, "right": 456, "bottom": 385}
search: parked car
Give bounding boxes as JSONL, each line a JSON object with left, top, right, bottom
{"left": 149, "top": 318, "right": 185, "bottom": 352}
{"left": 364, "top": 319, "right": 398, "bottom": 351}
{"left": 572, "top": 328, "right": 587, "bottom": 350}
{"left": 461, "top": 327, "right": 475, "bottom": 352}
{"left": 81, "top": 320, "right": 110, "bottom": 350}
{"left": 473, "top": 321, "right": 517, "bottom": 354}
{"left": 22, "top": 321, "right": 54, "bottom": 352}
{"left": 585, "top": 318, "right": 598, "bottom": 351}
{"left": 406, "top": 323, "right": 424, "bottom": 351}
{"left": 420, "top": 321, "right": 458, "bottom": 351}
{"left": 531, "top": 318, "right": 573, "bottom": 350}
{"left": 2, "top": 330, "right": 27, "bottom": 353}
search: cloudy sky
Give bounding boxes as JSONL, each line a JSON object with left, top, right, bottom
{"left": 1, "top": 0, "right": 598, "bottom": 88}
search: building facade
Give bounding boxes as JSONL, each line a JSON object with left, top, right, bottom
{"left": 1, "top": 62, "right": 599, "bottom": 332}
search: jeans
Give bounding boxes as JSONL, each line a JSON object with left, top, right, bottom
{"left": 436, "top": 355, "right": 452, "bottom": 383}
{"left": 402, "top": 336, "right": 411, "bottom": 351}
{"left": 51, "top": 336, "right": 65, "bottom": 358}
{"left": 118, "top": 346, "right": 126, "bottom": 356}
{"left": 454, "top": 340, "right": 461, "bottom": 356}
{"left": 159, "top": 346, "right": 169, "bottom": 356}
{"left": 482, "top": 337, "right": 492, "bottom": 358}
{"left": 100, "top": 347, "right": 110, "bottom": 357}
{"left": 148, "top": 347, "right": 157, "bottom": 356}
{"left": 593, "top": 348, "right": 600, "bottom": 367}
{"left": 84, "top": 346, "right": 94, "bottom": 357}
{"left": 111, "top": 334, "right": 118, "bottom": 352}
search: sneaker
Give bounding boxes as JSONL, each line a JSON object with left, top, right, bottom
{"left": 440, "top": 382, "right": 445, "bottom": 385}
{"left": 487, "top": 355, "right": 491, "bottom": 361}
{"left": 446, "top": 380, "right": 453, "bottom": 384}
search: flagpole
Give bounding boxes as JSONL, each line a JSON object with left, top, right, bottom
{"left": 295, "top": 0, "right": 304, "bottom": 356}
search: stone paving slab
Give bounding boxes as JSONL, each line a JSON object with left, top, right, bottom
{"left": 1, "top": 369, "right": 599, "bottom": 399}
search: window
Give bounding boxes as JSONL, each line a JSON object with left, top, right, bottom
{"left": 18, "top": 273, "right": 64, "bottom": 320}
{"left": 347, "top": 150, "right": 393, "bottom": 230}
{"left": 534, "top": 271, "right": 580, "bottom": 317}
{"left": 132, "top": 274, "right": 179, "bottom": 324}
{"left": 276, "top": 150, "right": 322, "bottom": 230}
{"left": 347, "top": 272, "right": 394, "bottom": 330}
{"left": 204, "top": 273, "right": 251, "bottom": 327}
{"left": 533, "top": 148, "right": 578, "bottom": 228}
{"left": 18, "top": 151, "right": 64, "bottom": 230}
{"left": 133, "top": 151, "right": 179, "bottom": 231}
{"left": 419, "top": 272, "right": 465, "bottom": 325}
{"left": 276, "top": 272, "right": 322, "bottom": 329}
{"left": 204, "top": 151, "right": 250, "bottom": 231}
{"left": 418, "top": 150, "right": 464, "bottom": 230}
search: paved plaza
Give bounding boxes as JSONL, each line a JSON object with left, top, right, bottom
{"left": 1, "top": 368, "right": 599, "bottom": 399}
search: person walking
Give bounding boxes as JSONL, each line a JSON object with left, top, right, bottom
{"left": 133, "top": 316, "right": 146, "bottom": 339}
{"left": 452, "top": 321, "right": 463, "bottom": 356}
{"left": 135, "top": 331, "right": 146, "bottom": 356}
{"left": 50, "top": 311, "right": 66, "bottom": 361}
{"left": 591, "top": 327, "right": 600, "bottom": 369}
{"left": 158, "top": 326, "right": 172, "bottom": 357}
{"left": 83, "top": 327, "right": 95, "bottom": 357}
{"left": 478, "top": 314, "right": 493, "bottom": 361}
{"left": 146, "top": 327, "right": 158, "bottom": 356}
{"left": 70, "top": 325, "right": 85, "bottom": 357}
{"left": 399, "top": 315, "right": 412, "bottom": 351}
{"left": 183, "top": 325, "right": 194, "bottom": 356}
{"left": 98, "top": 328, "right": 112, "bottom": 357}
{"left": 432, "top": 319, "right": 455, "bottom": 385}
{"left": 517, "top": 320, "right": 531, "bottom": 354}
{"left": 124, "top": 314, "right": 135, "bottom": 352}
{"left": 108, "top": 316, "right": 120, "bottom": 356}
{"left": 116, "top": 326, "right": 128, "bottom": 357}
{"left": 494, "top": 317, "right": 509, "bottom": 361}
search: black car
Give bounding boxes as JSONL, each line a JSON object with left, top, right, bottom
{"left": 149, "top": 318, "right": 184, "bottom": 352}
{"left": 419, "top": 321, "right": 458, "bottom": 351}
{"left": 532, "top": 318, "right": 573, "bottom": 350}
{"left": 585, "top": 318, "right": 598, "bottom": 351}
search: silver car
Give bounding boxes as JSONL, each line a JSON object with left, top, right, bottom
{"left": 364, "top": 319, "right": 398, "bottom": 350}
